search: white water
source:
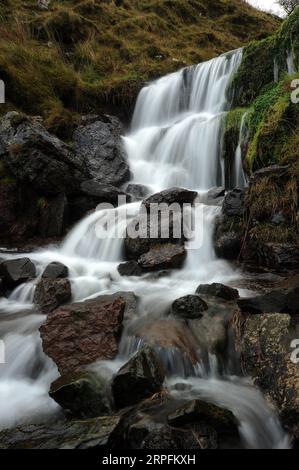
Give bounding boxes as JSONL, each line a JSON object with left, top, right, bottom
{"left": 0, "top": 49, "right": 290, "bottom": 448}
{"left": 233, "top": 112, "right": 249, "bottom": 189}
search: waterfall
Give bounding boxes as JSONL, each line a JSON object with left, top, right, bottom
{"left": 233, "top": 112, "right": 249, "bottom": 189}
{"left": 0, "top": 49, "right": 290, "bottom": 448}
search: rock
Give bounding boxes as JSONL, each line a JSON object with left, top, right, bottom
{"left": 240, "top": 313, "right": 299, "bottom": 437}
{"left": 0, "top": 181, "right": 18, "bottom": 237}
{"left": 117, "top": 261, "right": 143, "bottom": 277}
{"left": 126, "top": 184, "right": 149, "bottom": 201}
{"left": 143, "top": 187, "right": 198, "bottom": 209}
{"left": 168, "top": 399, "right": 238, "bottom": 434}
{"left": 138, "top": 244, "right": 186, "bottom": 271}
{"left": 49, "top": 371, "right": 111, "bottom": 418}
{"left": 125, "top": 209, "right": 185, "bottom": 260}
{"left": 80, "top": 180, "right": 130, "bottom": 205}
{"left": 0, "top": 416, "right": 120, "bottom": 449}
{"left": 252, "top": 243, "right": 299, "bottom": 271}
{"left": 0, "top": 278, "right": 4, "bottom": 296}
{"left": 136, "top": 318, "right": 199, "bottom": 367}
{"left": 170, "top": 295, "right": 208, "bottom": 319}
{"left": 2, "top": 112, "right": 86, "bottom": 195}
{"left": 189, "top": 314, "right": 228, "bottom": 356}
{"left": 214, "top": 230, "right": 242, "bottom": 260}
{"left": 37, "top": 193, "right": 67, "bottom": 238}
{"left": 42, "top": 262, "right": 69, "bottom": 279}
{"left": 40, "top": 294, "right": 125, "bottom": 374}
{"left": 0, "top": 258, "right": 36, "bottom": 288}
{"left": 37, "top": 0, "right": 50, "bottom": 11}
{"left": 207, "top": 186, "right": 225, "bottom": 200}
{"left": 34, "top": 278, "right": 72, "bottom": 313}
{"left": 237, "top": 286, "right": 299, "bottom": 315}
{"left": 113, "top": 291, "right": 138, "bottom": 322}
{"left": 127, "top": 418, "right": 217, "bottom": 450}
{"left": 73, "top": 115, "right": 130, "bottom": 185}
{"left": 112, "top": 346, "right": 165, "bottom": 409}
{"left": 196, "top": 283, "right": 239, "bottom": 301}
{"left": 223, "top": 188, "right": 245, "bottom": 217}
{"left": 67, "top": 195, "right": 96, "bottom": 224}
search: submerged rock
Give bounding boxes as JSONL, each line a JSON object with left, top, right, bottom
{"left": 112, "top": 346, "right": 165, "bottom": 409}
{"left": 117, "top": 261, "right": 143, "bottom": 277}
{"left": 168, "top": 399, "right": 238, "bottom": 434}
{"left": 42, "top": 262, "right": 69, "bottom": 279}
{"left": 40, "top": 294, "right": 125, "bottom": 374}
{"left": 138, "top": 244, "right": 186, "bottom": 271}
{"left": 34, "top": 278, "right": 72, "bottom": 313}
{"left": 49, "top": 371, "right": 111, "bottom": 418}
{"left": 196, "top": 283, "right": 239, "bottom": 301}
{"left": 0, "top": 258, "right": 36, "bottom": 288}
{"left": 73, "top": 115, "right": 130, "bottom": 185}
{"left": 189, "top": 314, "right": 228, "bottom": 356}
{"left": 171, "top": 295, "right": 208, "bottom": 319}
{"left": 0, "top": 416, "right": 120, "bottom": 449}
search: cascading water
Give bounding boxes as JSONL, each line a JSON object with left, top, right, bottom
{"left": 0, "top": 49, "right": 290, "bottom": 448}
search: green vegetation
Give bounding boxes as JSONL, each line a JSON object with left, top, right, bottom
{"left": 0, "top": 0, "right": 280, "bottom": 132}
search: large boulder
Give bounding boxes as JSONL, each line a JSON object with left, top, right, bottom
{"left": 0, "top": 416, "right": 120, "bottom": 449}
{"left": 73, "top": 115, "right": 130, "bottom": 185}
{"left": 239, "top": 313, "right": 299, "bottom": 440}
{"left": 138, "top": 244, "right": 186, "bottom": 271}
{"left": 49, "top": 371, "right": 111, "bottom": 418}
{"left": 2, "top": 112, "right": 86, "bottom": 195}
{"left": 42, "top": 262, "right": 69, "bottom": 279}
{"left": 112, "top": 346, "right": 165, "bottom": 409}
{"left": 40, "top": 294, "right": 125, "bottom": 374}
{"left": 80, "top": 180, "right": 130, "bottom": 205}
{"left": 196, "top": 283, "right": 239, "bottom": 301}
{"left": 0, "top": 258, "right": 36, "bottom": 288}
{"left": 170, "top": 295, "right": 208, "bottom": 320}
{"left": 237, "top": 286, "right": 299, "bottom": 315}
{"left": 34, "top": 278, "right": 72, "bottom": 313}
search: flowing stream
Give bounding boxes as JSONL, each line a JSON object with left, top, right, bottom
{"left": 0, "top": 50, "right": 290, "bottom": 448}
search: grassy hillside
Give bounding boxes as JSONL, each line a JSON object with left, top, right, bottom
{"left": 0, "top": 0, "right": 280, "bottom": 135}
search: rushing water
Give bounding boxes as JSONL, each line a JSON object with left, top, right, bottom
{"left": 0, "top": 50, "right": 290, "bottom": 448}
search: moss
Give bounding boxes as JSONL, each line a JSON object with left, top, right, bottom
{"left": 0, "top": 0, "right": 280, "bottom": 123}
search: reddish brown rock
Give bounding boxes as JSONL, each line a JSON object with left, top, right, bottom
{"left": 138, "top": 244, "right": 186, "bottom": 271}
{"left": 40, "top": 294, "right": 125, "bottom": 374}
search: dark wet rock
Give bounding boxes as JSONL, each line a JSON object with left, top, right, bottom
{"left": 113, "top": 291, "right": 138, "bottom": 322}
{"left": 67, "top": 195, "right": 96, "bottom": 224}
{"left": 125, "top": 209, "right": 185, "bottom": 260}
{"left": 143, "top": 187, "right": 197, "bottom": 209}
{"left": 239, "top": 313, "right": 299, "bottom": 438}
{"left": 171, "top": 295, "right": 208, "bottom": 319}
{"left": 237, "top": 286, "right": 299, "bottom": 315}
{"left": 0, "top": 181, "right": 19, "bottom": 236}
{"left": 73, "top": 115, "right": 130, "bottom": 186}
{"left": 42, "top": 262, "right": 69, "bottom": 279}
{"left": 34, "top": 278, "right": 72, "bottom": 314}
{"left": 0, "top": 257, "right": 36, "bottom": 288}
{"left": 223, "top": 188, "right": 245, "bottom": 218}
{"left": 126, "top": 184, "right": 149, "bottom": 201}
{"left": 112, "top": 346, "right": 165, "bottom": 409}
{"left": 80, "top": 180, "right": 130, "bottom": 205}
{"left": 2, "top": 112, "right": 86, "bottom": 195}
{"left": 207, "top": 186, "right": 225, "bottom": 200}
{"left": 248, "top": 243, "right": 299, "bottom": 271}
{"left": 127, "top": 418, "right": 217, "bottom": 450}
{"left": 138, "top": 244, "right": 186, "bottom": 271}
{"left": 117, "top": 261, "right": 143, "bottom": 277}
{"left": 196, "top": 283, "right": 239, "bottom": 301}
{"left": 0, "top": 415, "right": 120, "bottom": 449}
{"left": 49, "top": 371, "right": 111, "bottom": 418}
{"left": 168, "top": 399, "right": 238, "bottom": 434}
{"left": 214, "top": 229, "right": 242, "bottom": 260}
{"left": 37, "top": 193, "right": 67, "bottom": 238}
{"left": 40, "top": 294, "right": 125, "bottom": 374}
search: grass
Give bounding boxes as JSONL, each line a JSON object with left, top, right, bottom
{"left": 0, "top": 0, "right": 280, "bottom": 130}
